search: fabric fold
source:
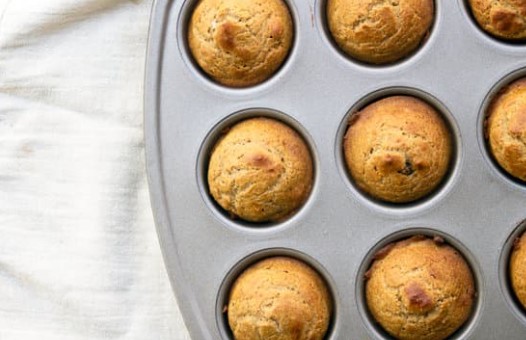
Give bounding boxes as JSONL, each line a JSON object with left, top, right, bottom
{"left": 0, "top": 1, "right": 190, "bottom": 339}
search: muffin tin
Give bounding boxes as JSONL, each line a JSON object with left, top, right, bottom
{"left": 144, "top": 0, "right": 526, "bottom": 338}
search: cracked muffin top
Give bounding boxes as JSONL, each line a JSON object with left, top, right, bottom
{"left": 510, "top": 231, "right": 526, "bottom": 309}
{"left": 226, "top": 256, "right": 332, "bottom": 340}
{"left": 187, "top": 0, "right": 293, "bottom": 87}
{"left": 365, "top": 235, "right": 475, "bottom": 340}
{"left": 207, "top": 117, "right": 313, "bottom": 223}
{"left": 486, "top": 77, "right": 526, "bottom": 182}
{"left": 343, "top": 96, "right": 452, "bottom": 203}
{"left": 469, "top": 0, "right": 526, "bottom": 40}
{"left": 326, "top": 0, "right": 434, "bottom": 64}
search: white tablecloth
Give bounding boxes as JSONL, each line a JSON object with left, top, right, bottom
{"left": 0, "top": 1, "right": 190, "bottom": 338}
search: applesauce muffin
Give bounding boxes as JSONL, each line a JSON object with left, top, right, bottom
{"left": 343, "top": 96, "right": 452, "bottom": 203}
{"left": 365, "top": 235, "right": 476, "bottom": 340}
{"left": 326, "top": 0, "right": 434, "bottom": 64}
{"left": 226, "top": 256, "right": 332, "bottom": 340}
{"left": 188, "top": 0, "right": 293, "bottom": 87}
{"left": 469, "top": 0, "right": 526, "bottom": 40}
{"left": 486, "top": 77, "right": 526, "bottom": 182}
{"left": 208, "top": 117, "right": 313, "bottom": 222}
{"left": 510, "top": 231, "right": 526, "bottom": 308}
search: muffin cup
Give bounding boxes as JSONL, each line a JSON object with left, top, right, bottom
{"left": 356, "top": 228, "right": 483, "bottom": 340}
{"left": 462, "top": 0, "right": 526, "bottom": 44}
{"left": 179, "top": 0, "right": 299, "bottom": 89}
{"left": 478, "top": 67, "right": 526, "bottom": 190}
{"left": 317, "top": 0, "right": 439, "bottom": 68}
{"left": 500, "top": 220, "right": 526, "bottom": 327}
{"left": 197, "top": 108, "right": 318, "bottom": 229}
{"left": 215, "top": 248, "right": 337, "bottom": 339}
{"left": 336, "top": 86, "right": 462, "bottom": 215}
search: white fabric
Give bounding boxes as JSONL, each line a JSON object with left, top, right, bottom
{"left": 0, "top": 1, "right": 190, "bottom": 339}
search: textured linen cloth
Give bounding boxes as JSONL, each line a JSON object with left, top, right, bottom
{"left": 0, "top": 0, "right": 190, "bottom": 339}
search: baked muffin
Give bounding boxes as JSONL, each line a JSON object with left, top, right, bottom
{"left": 227, "top": 256, "right": 332, "bottom": 340}
{"left": 469, "top": 0, "right": 526, "bottom": 40}
{"left": 486, "top": 77, "right": 526, "bottom": 182}
{"left": 188, "top": 0, "right": 293, "bottom": 87}
{"left": 343, "top": 96, "right": 452, "bottom": 203}
{"left": 365, "top": 235, "right": 475, "bottom": 340}
{"left": 208, "top": 117, "right": 313, "bottom": 222}
{"left": 326, "top": 0, "right": 434, "bottom": 64}
{"left": 510, "top": 231, "right": 526, "bottom": 308}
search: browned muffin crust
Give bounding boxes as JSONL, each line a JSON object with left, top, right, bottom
{"left": 365, "top": 236, "right": 475, "bottom": 340}
{"left": 510, "top": 231, "right": 526, "bottom": 308}
{"left": 343, "top": 96, "right": 452, "bottom": 203}
{"left": 188, "top": 0, "right": 293, "bottom": 87}
{"left": 326, "top": 0, "right": 434, "bottom": 64}
{"left": 227, "top": 257, "right": 332, "bottom": 340}
{"left": 486, "top": 77, "right": 526, "bottom": 181}
{"left": 208, "top": 117, "right": 313, "bottom": 222}
{"left": 469, "top": 0, "right": 526, "bottom": 40}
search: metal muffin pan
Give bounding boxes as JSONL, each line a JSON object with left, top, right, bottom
{"left": 144, "top": 0, "right": 526, "bottom": 338}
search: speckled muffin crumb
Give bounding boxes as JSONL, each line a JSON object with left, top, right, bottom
{"left": 207, "top": 117, "right": 313, "bottom": 222}
{"left": 469, "top": 0, "right": 526, "bottom": 40}
{"left": 486, "top": 77, "right": 526, "bottom": 182}
{"left": 343, "top": 96, "right": 452, "bottom": 203}
{"left": 326, "top": 0, "right": 434, "bottom": 64}
{"left": 365, "top": 235, "right": 475, "bottom": 340}
{"left": 227, "top": 256, "right": 332, "bottom": 340}
{"left": 188, "top": 0, "right": 293, "bottom": 87}
{"left": 510, "top": 231, "right": 526, "bottom": 308}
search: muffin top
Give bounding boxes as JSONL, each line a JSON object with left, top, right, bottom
{"left": 343, "top": 96, "right": 452, "bottom": 203}
{"left": 208, "top": 117, "right": 313, "bottom": 222}
{"left": 188, "top": 0, "right": 293, "bottom": 87}
{"left": 469, "top": 0, "right": 526, "bottom": 40}
{"left": 227, "top": 256, "right": 332, "bottom": 340}
{"left": 486, "top": 77, "right": 526, "bottom": 182}
{"left": 365, "top": 235, "right": 475, "bottom": 340}
{"left": 510, "top": 231, "right": 526, "bottom": 308}
{"left": 326, "top": 0, "right": 434, "bottom": 64}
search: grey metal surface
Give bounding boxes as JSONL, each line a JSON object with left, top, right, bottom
{"left": 144, "top": 0, "right": 526, "bottom": 338}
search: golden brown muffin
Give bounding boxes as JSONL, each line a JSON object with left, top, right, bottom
{"left": 510, "top": 231, "right": 526, "bottom": 308}
{"left": 365, "top": 235, "right": 475, "bottom": 340}
{"left": 208, "top": 117, "right": 313, "bottom": 222}
{"left": 326, "top": 0, "right": 434, "bottom": 64}
{"left": 227, "top": 256, "right": 332, "bottom": 340}
{"left": 469, "top": 0, "right": 526, "bottom": 40}
{"left": 187, "top": 0, "right": 293, "bottom": 87}
{"left": 486, "top": 77, "right": 526, "bottom": 182}
{"left": 343, "top": 96, "right": 452, "bottom": 203}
